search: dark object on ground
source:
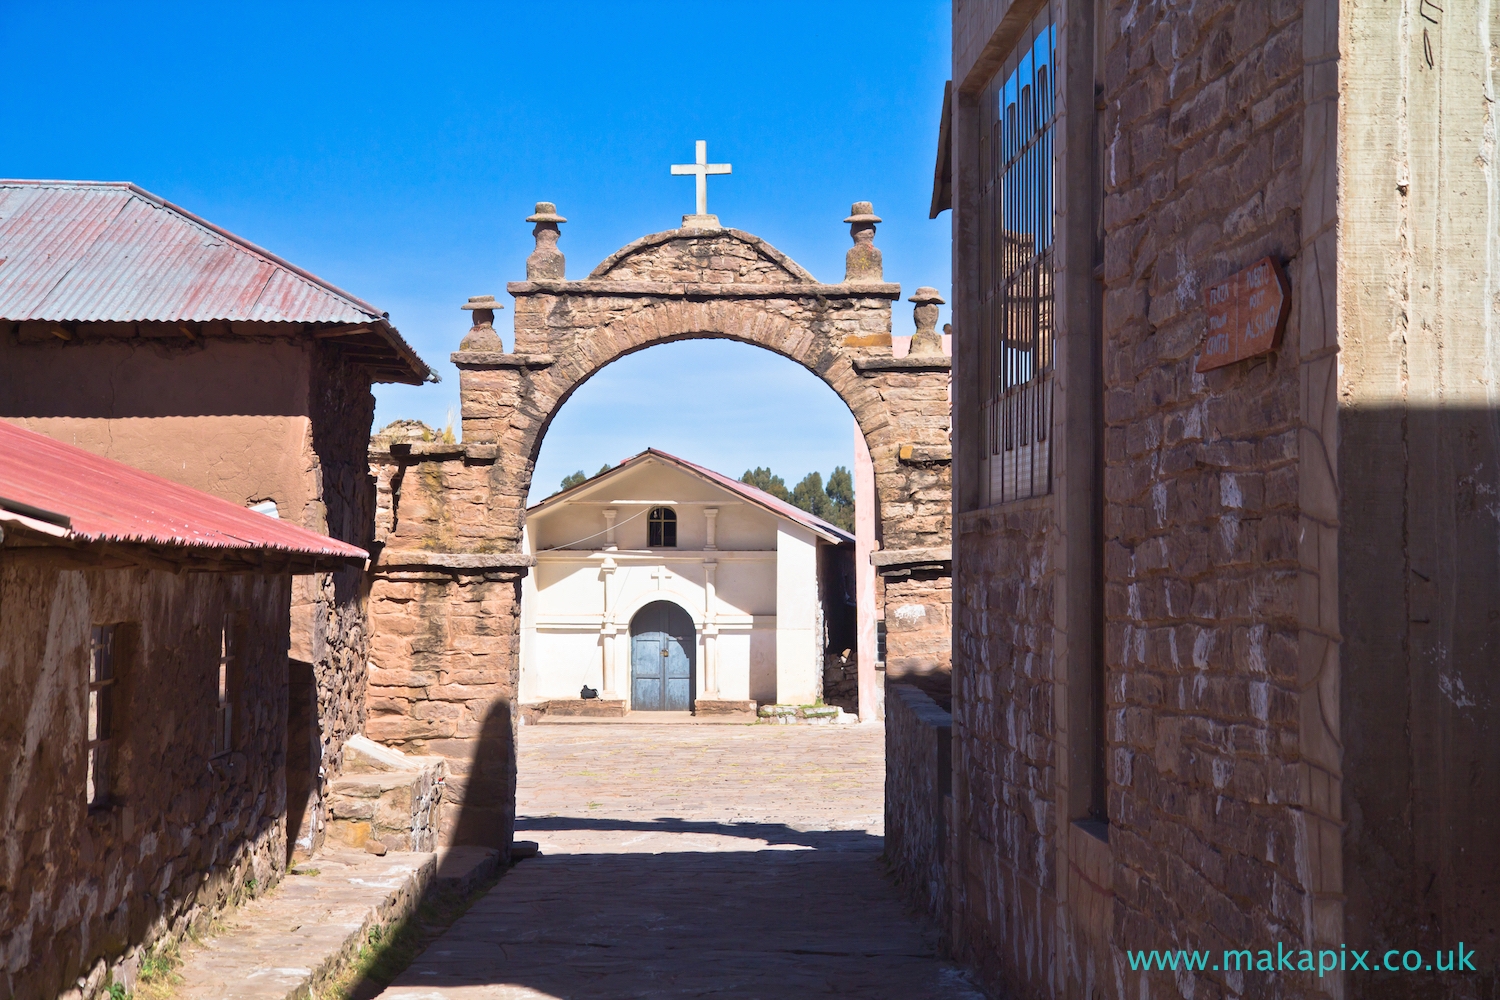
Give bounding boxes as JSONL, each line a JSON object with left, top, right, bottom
{"left": 580, "top": 685, "right": 598, "bottom": 699}
{"left": 511, "top": 840, "right": 540, "bottom": 860}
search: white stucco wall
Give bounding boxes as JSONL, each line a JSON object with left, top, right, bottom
{"left": 775, "top": 521, "right": 821, "bottom": 705}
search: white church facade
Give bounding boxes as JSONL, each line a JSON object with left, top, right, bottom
{"left": 519, "top": 449, "right": 856, "bottom": 716}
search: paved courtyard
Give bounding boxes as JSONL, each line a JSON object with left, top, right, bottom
{"left": 378, "top": 723, "right": 983, "bottom": 999}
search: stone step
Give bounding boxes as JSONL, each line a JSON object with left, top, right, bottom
{"left": 168, "top": 848, "right": 435, "bottom": 1000}
{"left": 327, "top": 735, "right": 446, "bottom": 853}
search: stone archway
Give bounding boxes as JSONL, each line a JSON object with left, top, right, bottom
{"left": 365, "top": 211, "right": 952, "bottom": 850}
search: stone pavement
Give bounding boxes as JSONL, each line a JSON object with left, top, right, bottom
{"left": 377, "top": 723, "right": 983, "bottom": 999}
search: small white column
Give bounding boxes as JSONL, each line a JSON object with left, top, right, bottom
{"left": 704, "top": 507, "right": 719, "bottom": 550}
{"left": 600, "top": 556, "right": 618, "bottom": 696}
{"left": 702, "top": 559, "right": 719, "bottom": 697}
{"left": 604, "top": 508, "right": 618, "bottom": 549}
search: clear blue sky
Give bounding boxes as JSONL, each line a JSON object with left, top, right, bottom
{"left": 0, "top": 1, "right": 951, "bottom": 502}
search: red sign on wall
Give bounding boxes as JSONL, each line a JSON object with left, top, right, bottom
{"left": 1196, "top": 257, "right": 1290, "bottom": 372}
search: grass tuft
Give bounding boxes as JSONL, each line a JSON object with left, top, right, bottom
{"left": 324, "top": 868, "right": 503, "bottom": 1000}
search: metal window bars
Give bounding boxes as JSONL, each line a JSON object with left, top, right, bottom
{"left": 978, "top": 2, "right": 1058, "bottom": 505}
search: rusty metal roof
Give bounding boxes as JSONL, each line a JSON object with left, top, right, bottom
{"left": 0, "top": 419, "right": 367, "bottom": 569}
{"left": 530, "top": 447, "right": 855, "bottom": 544}
{"left": 0, "top": 180, "right": 430, "bottom": 384}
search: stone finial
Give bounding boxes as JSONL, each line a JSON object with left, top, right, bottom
{"left": 907, "top": 287, "right": 947, "bottom": 356}
{"left": 844, "top": 202, "right": 883, "bottom": 283}
{"left": 526, "top": 201, "right": 567, "bottom": 280}
{"left": 460, "top": 295, "right": 505, "bottom": 351}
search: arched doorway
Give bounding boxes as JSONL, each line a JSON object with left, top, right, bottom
{"left": 630, "top": 600, "right": 696, "bottom": 711}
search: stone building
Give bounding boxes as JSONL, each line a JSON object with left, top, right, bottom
{"left": 918, "top": 0, "right": 1500, "bottom": 997}
{"left": 0, "top": 179, "right": 432, "bottom": 857}
{"left": 0, "top": 420, "right": 366, "bottom": 1000}
{"left": 519, "top": 448, "right": 856, "bottom": 716}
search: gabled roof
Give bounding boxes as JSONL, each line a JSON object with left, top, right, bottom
{"left": 0, "top": 180, "right": 430, "bottom": 384}
{"left": 0, "top": 419, "right": 367, "bottom": 572}
{"left": 528, "top": 447, "right": 855, "bottom": 544}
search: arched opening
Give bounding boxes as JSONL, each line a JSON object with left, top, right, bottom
{"left": 368, "top": 224, "right": 953, "bottom": 858}
{"left": 519, "top": 339, "right": 868, "bottom": 720}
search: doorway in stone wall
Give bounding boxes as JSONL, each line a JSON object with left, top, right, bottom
{"left": 630, "top": 600, "right": 696, "bottom": 711}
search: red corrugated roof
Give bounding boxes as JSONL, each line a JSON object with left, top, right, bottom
{"left": 0, "top": 180, "right": 430, "bottom": 384}
{"left": 530, "top": 447, "right": 855, "bottom": 544}
{"left": 0, "top": 419, "right": 366, "bottom": 565}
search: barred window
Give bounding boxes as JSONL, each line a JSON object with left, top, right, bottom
{"left": 978, "top": 1, "right": 1057, "bottom": 504}
{"left": 87, "top": 625, "right": 116, "bottom": 807}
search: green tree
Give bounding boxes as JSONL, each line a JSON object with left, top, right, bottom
{"left": 823, "top": 465, "right": 855, "bottom": 531}
{"left": 791, "top": 471, "right": 833, "bottom": 521}
{"left": 741, "top": 467, "right": 792, "bottom": 503}
{"left": 597, "top": 463, "right": 612, "bottom": 476}
{"left": 559, "top": 470, "right": 587, "bottom": 492}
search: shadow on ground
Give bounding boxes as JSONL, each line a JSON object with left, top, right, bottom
{"left": 376, "top": 817, "right": 982, "bottom": 1000}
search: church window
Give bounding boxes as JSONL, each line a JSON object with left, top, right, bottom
{"left": 978, "top": 0, "right": 1057, "bottom": 504}
{"left": 648, "top": 507, "right": 677, "bottom": 547}
{"left": 86, "top": 625, "right": 116, "bottom": 807}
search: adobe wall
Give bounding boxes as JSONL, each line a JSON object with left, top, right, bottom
{"left": 0, "top": 332, "right": 378, "bottom": 858}
{"left": 948, "top": 0, "right": 1335, "bottom": 997}
{"left": 0, "top": 555, "right": 292, "bottom": 1000}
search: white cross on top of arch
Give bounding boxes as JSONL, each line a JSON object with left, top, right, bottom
{"left": 670, "top": 141, "right": 731, "bottom": 219}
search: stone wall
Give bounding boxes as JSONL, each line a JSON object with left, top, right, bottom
{"left": 948, "top": 499, "right": 1059, "bottom": 996}
{"left": 883, "top": 683, "right": 952, "bottom": 937}
{"left": 0, "top": 556, "right": 292, "bottom": 1000}
{"left": 364, "top": 520, "right": 524, "bottom": 851}
{"left": 945, "top": 0, "right": 1332, "bottom": 996}
{"left": 1098, "top": 2, "right": 1332, "bottom": 997}
{"left": 291, "top": 344, "right": 380, "bottom": 854}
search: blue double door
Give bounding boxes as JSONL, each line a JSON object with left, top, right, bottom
{"left": 630, "top": 601, "right": 695, "bottom": 711}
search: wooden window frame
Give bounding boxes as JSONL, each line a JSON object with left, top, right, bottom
{"left": 213, "top": 613, "right": 237, "bottom": 757}
{"left": 648, "top": 507, "right": 677, "bottom": 548}
{"left": 87, "top": 625, "right": 116, "bottom": 808}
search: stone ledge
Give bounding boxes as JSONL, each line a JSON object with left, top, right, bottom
{"left": 167, "top": 849, "right": 436, "bottom": 1000}
{"left": 899, "top": 443, "right": 952, "bottom": 464}
{"left": 695, "top": 698, "right": 758, "bottom": 717}
{"left": 450, "top": 351, "right": 557, "bottom": 368}
{"left": 853, "top": 355, "right": 953, "bottom": 373}
{"left": 506, "top": 279, "right": 903, "bottom": 300}
{"left": 387, "top": 440, "right": 465, "bottom": 458}
{"left": 871, "top": 546, "right": 952, "bottom": 570}
{"left": 377, "top": 550, "right": 537, "bottom": 570}
{"left": 464, "top": 442, "right": 500, "bottom": 460}
{"left": 542, "top": 698, "right": 628, "bottom": 718}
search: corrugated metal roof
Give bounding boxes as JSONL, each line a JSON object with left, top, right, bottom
{"left": 0, "top": 419, "right": 367, "bottom": 566}
{"left": 530, "top": 447, "right": 856, "bottom": 544}
{"left": 0, "top": 180, "right": 430, "bottom": 383}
